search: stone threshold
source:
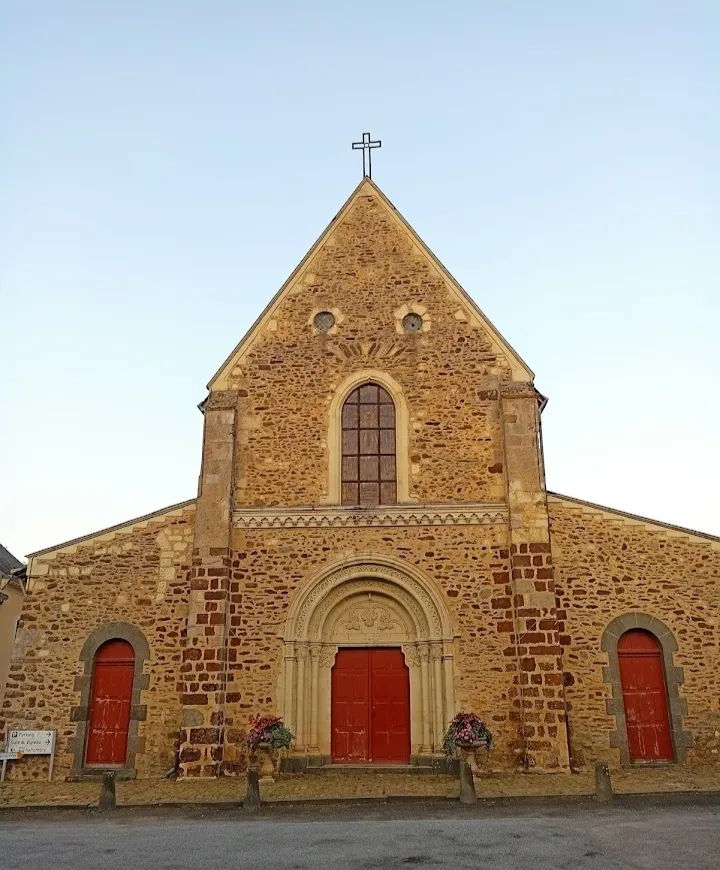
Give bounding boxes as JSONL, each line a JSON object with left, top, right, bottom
{"left": 311, "top": 764, "right": 449, "bottom": 776}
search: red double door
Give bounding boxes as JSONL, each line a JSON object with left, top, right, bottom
{"left": 331, "top": 648, "right": 410, "bottom": 764}
{"left": 618, "top": 630, "right": 673, "bottom": 762}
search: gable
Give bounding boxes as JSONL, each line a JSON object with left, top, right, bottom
{"left": 208, "top": 178, "right": 533, "bottom": 391}
{"left": 25, "top": 499, "right": 196, "bottom": 570}
{"left": 548, "top": 492, "right": 720, "bottom": 548}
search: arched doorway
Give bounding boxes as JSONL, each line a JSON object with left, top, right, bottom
{"left": 85, "top": 639, "right": 135, "bottom": 767}
{"left": 618, "top": 629, "right": 673, "bottom": 762}
{"left": 281, "top": 557, "right": 455, "bottom": 763}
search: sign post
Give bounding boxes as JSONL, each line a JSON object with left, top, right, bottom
{"left": 1, "top": 730, "right": 57, "bottom": 781}
{"left": 0, "top": 751, "right": 23, "bottom": 783}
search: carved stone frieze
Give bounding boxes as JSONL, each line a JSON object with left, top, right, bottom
{"left": 316, "top": 583, "right": 414, "bottom": 641}
{"left": 342, "top": 603, "right": 399, "bottom": 633}
{"left": 233, "top": 503, "right": 507, "bottom": 530}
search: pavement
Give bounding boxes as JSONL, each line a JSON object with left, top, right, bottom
{"left": 1, "top": 763, "right": 719, "bottom": 808}
{"left": 0, "top": 795, "right": 719, "bottom": 869}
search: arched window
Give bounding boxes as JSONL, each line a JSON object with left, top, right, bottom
{"left": 617, "top": 629, "right": 673, "bottom": 762}
{"left": 341, "top": 383, "right": 397, "bottom": 505}
{"left": 85, "top": 639, "right": 135, "bottom": 767}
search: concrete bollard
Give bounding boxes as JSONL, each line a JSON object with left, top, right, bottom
{"left": 459, "top": 760, "right": 477, "bottom": 805}
{"left": 243, "top": 768, "right": 262, "bottom": 812}
{"left": 98, "top": 772, "right": 116, "bottom": 811}
{"left": 595, "top": 761, "right": 613, "bottom": 803}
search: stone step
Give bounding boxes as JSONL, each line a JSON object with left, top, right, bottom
{"left": 308, "top": 764, "right": 450, "bottom": 776}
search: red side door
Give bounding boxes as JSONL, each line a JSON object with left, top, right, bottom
{"left": 618, "top": 630, "right": 673, "bottom": 762}
{"left": 331, "top": 648, "right": 410, "bottom": 764}
{"left": 85, "top": 639, "right": 135, "bottom": 766}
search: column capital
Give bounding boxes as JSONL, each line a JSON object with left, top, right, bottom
{"left": 319, "top": 645, "right": 338, "bottom": 668}
{"left": 402, "top": 644, "right": 420, "bottom": 667}
{"left": 205, "top": 389, "right": 240, "bottom": 410}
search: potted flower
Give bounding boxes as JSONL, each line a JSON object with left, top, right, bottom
{"left": 442, "top": 712, "right": 493, "bottom": 776}
{"left": 245, "top": 715, "right": 294, "bottom": 782}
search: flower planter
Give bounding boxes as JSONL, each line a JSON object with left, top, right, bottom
{"left": 253, "top": 741, "right": 276, "bottom": 784}
{"left": 244, "top": 715, "right": 294, "bottom": 784}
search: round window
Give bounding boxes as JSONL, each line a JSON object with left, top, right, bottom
{"left": 402, "top": 312, "right": 423, "bottom": 333}
{"left": 313, "top": 311, "right": 336, "bottom": 332}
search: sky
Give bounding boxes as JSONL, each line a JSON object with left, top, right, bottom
{"left": 2, "top": 1, "right": 719, "bottom": 558}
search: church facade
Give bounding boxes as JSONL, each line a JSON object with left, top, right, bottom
{"left": 3, "top": 178, "right": 719, "bottom": 781}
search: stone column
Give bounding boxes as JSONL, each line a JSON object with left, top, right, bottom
{"left": 178, "top": 389, "right": 238, "bottom": 777}
{"left": 418, "top": 642, "right": 431, "bottom": 753}
{"left": 431, "top": 643, "right": 444, "bottom": 751}
{"left": 282, "top": 642, "right": 296, "bottom": 734}
{"left": 308, "top": 643, "right": 321, "bottom": 752}
{"left": 295, "top": 643, "right": 308, "bottom": 751}
{"left": 442, "top": 646, "right": 455, "bottom": 727}
{"left": 500, "top": 384, "right": 569, "bottom": 772}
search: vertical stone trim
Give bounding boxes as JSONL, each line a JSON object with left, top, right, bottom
{"left": 178, "top": 390, "right": 238, "bottom": 777}
{"left": 67, "top": 623, "right": 150, "bottom": 779}
{"left": 601, "top": 613, "right": 691, "bottom": 765}
{"left": 500, "top": 385, "right": 569, "bottom": 771}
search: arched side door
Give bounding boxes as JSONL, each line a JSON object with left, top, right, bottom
{"left": 85, "top": 639, "right": 135, "bottom": 766}
{"left": 618, "top": 629, "right": 673, "bottom": 762}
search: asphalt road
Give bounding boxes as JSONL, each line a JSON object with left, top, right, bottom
{"left": 1, "top": 798, "right": 718, "bottom": 870}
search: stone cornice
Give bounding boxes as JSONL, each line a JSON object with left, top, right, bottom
{"left": 233, "top": 503, "right": 508, "bottom": 530}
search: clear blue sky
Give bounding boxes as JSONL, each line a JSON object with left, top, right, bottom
{"left": 2, "top": 1, "right": 719, "bottom": 558}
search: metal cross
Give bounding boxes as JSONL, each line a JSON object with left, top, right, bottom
{"left": 352, "top": 132, "right": 381, "bottom": 178}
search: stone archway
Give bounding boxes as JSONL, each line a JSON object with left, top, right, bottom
{"left": 67, "top": 622, "right": 150, "bottom": 779}
{"left": 281, "top": 556, "right": 455, "bottom": 762}
{"left": 600, "top": 613, "right": 692, "bottom": 765}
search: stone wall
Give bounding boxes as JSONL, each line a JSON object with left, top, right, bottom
{"left": 548, "top": 496, "right": 720, "bottom": 768}
{"left": 0, "top": 505, "right": 195, "bottom": 780}
{"left": 223, "top": 188, "right": 515, "bottom": 508}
